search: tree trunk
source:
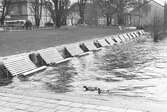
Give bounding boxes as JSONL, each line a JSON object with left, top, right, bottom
{"left": 0, "top": 0, "right": 8, "bottom": 25}
{"left": 79, "top": 10, "right": 84, "bottom": 24}
{"left": 0, "top": 6, "right": 6, "bottom": 25}
{"left": 78, "top": 0, "right": 87, "bottom": 24}
{"left": 106, "top": 14, "right": 112, "bottom": 26}
{"left": 56, "top": 11, "right": 61, "bottom": 28}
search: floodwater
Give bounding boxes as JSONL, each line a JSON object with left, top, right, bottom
{"left": 5, "top": 37, "right": 167, "bottom": 102}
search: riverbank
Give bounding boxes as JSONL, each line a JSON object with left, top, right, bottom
{"left": 0, "top": 26, "right": 131, "bottom": 57}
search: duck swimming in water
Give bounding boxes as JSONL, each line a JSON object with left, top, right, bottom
{"left": 83, "top": 86, "right": 98, "bottom": 91}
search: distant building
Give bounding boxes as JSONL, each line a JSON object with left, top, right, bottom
{"left": 124, "top": 0, "right": 164, "bottom": 26}
{"left": 4, "top": 0, "right": 52, "bottom": 26}
{"left": 67, "top": 2, "right": 118, "bottom": 26}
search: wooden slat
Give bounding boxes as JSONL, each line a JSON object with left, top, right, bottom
{"left": 139, "top": 30, "right": 144, "bottom": 35}
{"left": 134, "top": 32, "right": 139, "bottom": 37}
{"left": 130, "top": 32, "right": 137, "bottom": 38}
{"left": 97, "top": 39, "right": 110, "bottom": 47}
{"left": 127, "top": 33, "right": 133, "bottom": 40}
{"left": 3, "top": 55, "right": 37, "bottom": 76}
{"left": 64, "top": 43, "right": 84, "bottom": 56}
{"left": 113, "top": 35, "right": 122, "bottom": 43}
{"left": 123, "top": 34, "right": 130, "bottom": 41}
{"left": 83, "top": 40, "right": 99, "bottom": 51}
{"left": 140, "top": 30, "right": 145, "bottom": 35}
{"left": 38, "top": 47, "right": 65, "bottom": 65}
{"left": 119, "top": 34, "right": 126, "bottom": 42}
{"left": 105, "top": 36, "right": 115, "bottom": 46}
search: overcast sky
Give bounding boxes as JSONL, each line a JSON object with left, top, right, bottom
{"left": 70, "top": 0, "right": 165, "bottom": 5}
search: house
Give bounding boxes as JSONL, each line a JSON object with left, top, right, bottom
{"left": 3, "top": 0, "right": 51, "bottom": 26}
{"left": 124, "top": 0, "right": 164, "bottom": 26}
{"left": 67, "top": 3, "right": 80, "bottom": 26}
{"left": 67, "top": 2, "right": 118, "bottom": 26}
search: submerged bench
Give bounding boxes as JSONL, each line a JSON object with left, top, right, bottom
{"left": 122, "top": 34, "right": 129, "bottom": 41}
{"left": 64, "top": 43, "right": 89, "bottom": 57}
{"left": 82, "top": 40, "right": 101, "bottom": 51}
{"left": 118, "top": 34, "right": 127, "bottom": 43}
{"left": 2, "top": 54, "right": 46, "bottom": 76}
{"left": 113, "top": 35, "right": 122, "bottom": 43}
{"left": 97, "top": 38, "right": 110, "bottom": 47}
{"left": 105, "top": 36, "right": 115, "bottom": 46}
{"left": 0, "top": 59, "right": 12, "bottom": 78}
{"left": 37, "top": 47, "right": 69, "bottom": 65}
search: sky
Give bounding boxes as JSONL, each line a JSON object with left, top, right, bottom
{"left": 70, "top": 0, "right": 165, "bottom": 5}
{"left": 154, "top": 0, "right": 165, "bottom": 5}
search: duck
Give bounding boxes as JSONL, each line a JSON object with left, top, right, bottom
{"left": 83, "top": 86, "right": 98, "bottom": 91}
{"left": 97, "top": 88, "right": 112, "bottom": 95}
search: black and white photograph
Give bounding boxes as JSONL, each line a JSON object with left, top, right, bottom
{"left": 0, "top": 0, "right": 166, "bottom": 112}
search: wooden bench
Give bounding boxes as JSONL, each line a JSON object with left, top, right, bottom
{"left": 127, "top": 33, "right": 135, "bottom": 41}
{"left": 0, "top": 59, "right": 12, "bottom": 78}
{"left": 139, "top": 30, "right": 145, "bottom": 35}
{"left": 38, "top": 47, "right": 68, "bottom": 65}
{"left": 140, "top": 30, "right": 145, "bottom": 35}
{"left": 79, "top": 43, "right": 89, "bottom": 52}
{"left": 94, "top": 40, "right": 102, "bottom": 48}
{"left": 134, "top": 31, "right": 140, "bottom": 37}
{"left": 83, "top": 40, "right": 101, "bottom": 51}
{"left": 64, "top": 43, "right": 89, "bottom": 57}
{"left": 97, "top": 38, "right": 110, "bottom": 47}
{"left": 130, "top": 32, "right": 137, "bottom": 39}
{"left": 113, "top": 35, "right": 122, "bottom": 43}
{"left": 105, "top": 36, "right": 115, "bottom": 46}
{"left": 2, "top": 54, "right": 46, "bottom": 76}
{"left": 118, "top": 34, "right": 127, "bottom": 43}
{"left": 123, "top": 33, "right": 131, "bottom": 41}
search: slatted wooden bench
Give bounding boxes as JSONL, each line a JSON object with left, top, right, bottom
{"left": 130, "top": 32, "right": 137, "bottom": 39}
{"left": 97, "top": 38, "right": 110, "bottom": 47}
{"left": 138, "top": 30, "right": 142, "bottom": 35}
{"left": 113, "top": 35, "right": 122, "bottom": 43}
{"left": 105, "top": 36, "right": 115, "bottom": 46}
{"left": 94, "top": 40, "right": 102, "bottom": 48}
{"left": 118, "top": 34, "right": 127, "bottom": 43}
{"left": 123, "top": 33, "right": 131, "bottom": 41}
{"left": 2, "top": 54, "right": 46, "bottom": 76}
{"left": 83, "top": 40, "right": 101, "bottom": 51}
{"left": 140, "top": 30, "right": 145, "bottom": 35}
{"left": 0, "top": 59, "right": 12, "bottom": 78}
{"left": 104, "top": 37, "right": 111, "bottom": 45}
{"left": 38, "top": 47, "right": 69, "bottom": 65}
{"left": 134, "top": 31, "right": 140, "bottom": 37}
{"left": 79, "top": 43, "right": 89, "bottom": 52}
{"left": 64, "top": 43, "right": 89, "bottom": 57}
{"left": 129, "top": 32, "right": 136, "bottom": 40}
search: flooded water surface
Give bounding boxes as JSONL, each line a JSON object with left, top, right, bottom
{"left": 6, "top": 37, "right": 167, "bottom": 102}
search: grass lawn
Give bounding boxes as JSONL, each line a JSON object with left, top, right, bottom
{"left": 0, "top": 26, "right": 128, "bottom": 57}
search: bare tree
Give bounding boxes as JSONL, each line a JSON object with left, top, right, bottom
{"left": 0, "top": 0, "right": 11, "bottom": 25}
{"left": 96, "top": 0, "right": 117, "bottom": 26}
{"left": 153, "top": 15, "right": 160, "bottom": 42}
{"left": 30, "top": 0, "right": 43, "bottom": 27}
{"left": 164, "top": 1, "right": 167, "bottom": 30}
{"left": 96, "top": 0, "right": 146, "bottom": 26}
{"left": 78, "top": 0, "right": 87, "bottom": 24}
{"left": 45, "top": 0, "right": 70, "bottom": 27}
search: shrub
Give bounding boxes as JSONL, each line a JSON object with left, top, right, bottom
{"left": 45, "top": 22, "right": 54, "bottom": 27}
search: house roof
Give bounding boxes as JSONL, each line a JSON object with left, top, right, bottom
{"left": 130, "top": 0, "right": 164, "bottom": 14}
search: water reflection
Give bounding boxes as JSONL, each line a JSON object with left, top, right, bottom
{"left": 43, "top": 63, "right": 77, "bottom": 93}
